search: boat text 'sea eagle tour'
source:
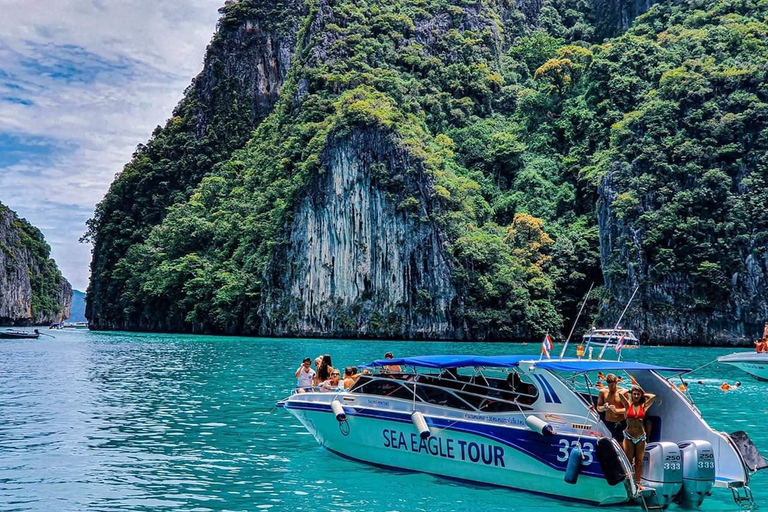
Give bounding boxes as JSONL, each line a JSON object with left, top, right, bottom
{"left": 279, "top": 348, "right": 766, "bottom": 509}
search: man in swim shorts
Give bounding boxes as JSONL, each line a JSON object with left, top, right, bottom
{"left": 597, "top": 373, "right": 626, "bottom": 439}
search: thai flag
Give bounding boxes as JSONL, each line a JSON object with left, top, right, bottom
{"left": 542, "top": 334, "right": 553, "bottom": 359}
{"left": 615, "top": 334, "right": 626, "bottom": 352}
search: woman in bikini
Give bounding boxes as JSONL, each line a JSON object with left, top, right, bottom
{"left": 619, "top": 385, "right": 656, "bottom": 489}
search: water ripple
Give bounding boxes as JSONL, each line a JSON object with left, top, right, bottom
{"left": 0, "top": 330, "right": 765, "bottom": 511}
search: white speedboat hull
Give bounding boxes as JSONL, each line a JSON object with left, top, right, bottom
{"left": 284, "top": 397, "right": 631, "bottom": 505}
{"left": 718, "top": 352, "right": 768, "bottom": 380}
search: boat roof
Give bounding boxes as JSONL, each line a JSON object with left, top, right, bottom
{"left": 362, "top": 355, "right": 530, "bottom": 369}
{"left": 362, "top": 355, "right": 689, "bottom": 373}
{"left": 718, "top": 352, "right": 768, "bottom": 363}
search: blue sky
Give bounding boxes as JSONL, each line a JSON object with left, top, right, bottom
{"left": 0, "top": 0, "right": 222, "bottom": 291}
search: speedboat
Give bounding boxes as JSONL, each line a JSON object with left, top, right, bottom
{"left": 279, "top": 355, "right": 765, "bottom": 508}
{"left": 62, "top": 321, "right": 88, "bottom": 329}
{"left": 718, "top": 352, "right": 768, "bottom": 381}
{"left": 0, "top": 329, "right": 40, "bottom": 339}
{"left": 583, "top": 328, "right": 640, "bottom": 353}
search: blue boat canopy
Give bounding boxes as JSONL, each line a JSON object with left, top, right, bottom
{"left": 362, "top": 355, "right": 530, "bottom": 369}
{"left": 362, "top": 355, "right": 690, "bottom": 373}
{"left": 532, "top": 360, "right": 690, "bottom": 373}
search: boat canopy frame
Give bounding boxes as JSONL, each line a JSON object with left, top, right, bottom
{"left": 362, "top": 354, "right": 691, "bottom": 374}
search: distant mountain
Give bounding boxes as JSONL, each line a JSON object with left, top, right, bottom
{"left": 68, "top": 290, "right": 86, "bottom": 323}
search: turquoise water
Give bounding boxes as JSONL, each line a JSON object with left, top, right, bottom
{"left": 1, "top": 329, "right": 765, "bottom": 512}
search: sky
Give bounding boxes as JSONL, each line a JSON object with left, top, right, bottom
{"left": 0, "top": 0, "right": 223, "bottom": 291}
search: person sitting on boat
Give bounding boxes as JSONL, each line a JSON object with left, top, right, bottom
{"left": 619, "top": 385, "right": 657, "bottom": 489}
{"left": 756, "top": 338, "right": 768, "bottom": 353}
{"left": 295, "top": 357, "right": 316, "bottom": 393}
{"left": 315, "top": 355, "right": 334, "bottom": 386}
{"left": 342, "top": 366, "right": 364, "bottom": 389}
{"left": 312, "top": 356, "right": 323, "bottom": 386}
{"left": 597, "top": 373, "right": 626, "bottom": 440}
{"left": 319, "top": 370, "right": 342, "bottom": 392}
{"left": 381, "top": 352, "right": 402, "bottom": 373}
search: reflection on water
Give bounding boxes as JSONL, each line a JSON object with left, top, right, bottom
{"left": 0, "top": 330, "right": 765, "bottom": 511}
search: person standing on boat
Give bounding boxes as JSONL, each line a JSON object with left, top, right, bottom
{"left": 619, "top": 385, "right": 657, "bottom": 489}
{"left": 596, "top": 373, "right": 626, "bottom": 439}
{"left": 295, "top": 357, "right": 316, "bottom": 393}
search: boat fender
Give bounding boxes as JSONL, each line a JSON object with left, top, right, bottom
{"left": 596, "top": 437, "right": 626, "bottom": 486}
{"left": 564, "top": 446, "right": 583, "bottom": 484}
{"left": 331, "top": 400, "right": 346, "bottom": 422}
{"left": 525, "top": 415, "right": 555, "bottom": 436}
{"left": 411, "top": 411, "right": 430, "bottom": 439}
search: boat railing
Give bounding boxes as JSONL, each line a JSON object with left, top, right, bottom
{"left": 349, "top": 373, "right": 536, "bottom": 413}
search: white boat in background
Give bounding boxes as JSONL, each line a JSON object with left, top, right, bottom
{"left": 718, "top": 352, "right": 768, "bottom": 381}
{"left": 583, "top": 328, "right": 640, "bottom": 351}
{"left": 62, "top": 321, "right": 88, "bottom": 329}
{"left": 280, "top": 354, "right": 765, "bottom": 508}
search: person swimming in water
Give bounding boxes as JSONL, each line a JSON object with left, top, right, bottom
{"left": 619, "top": 385, "right": 657, "bottom": 489}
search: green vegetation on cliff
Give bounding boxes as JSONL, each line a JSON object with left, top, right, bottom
{"left": 87, "top": 0, "right": 768, "bottom": 341}
{"left": 0, "top": 202, "right": 71, "bottom": 321}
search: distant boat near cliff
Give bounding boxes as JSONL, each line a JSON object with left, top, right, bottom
{"left": 582, "top": 328, "right": 640, "bottom": 352}
{"left": 717, "top": 323, "right": 768, "bottom": 381}
{"left": 62, "top": 322, "right": 88, "bottom": 329}
{"left": 0, "top": 329, "right": 40, "bottom": 339}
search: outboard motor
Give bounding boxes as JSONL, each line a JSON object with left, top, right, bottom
{"left": 642, "top": 442, "right": 683, "bottom": 509}
{"left": 676, "top": 440, "right": 715, "bottom": 508}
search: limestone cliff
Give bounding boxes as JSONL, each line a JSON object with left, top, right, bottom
{"left": 0, "top": 204, "right": 72, "bottom": 325}
{"left": 86, "top": 0, "right": 307, "bottom": 330}
{"left": 261, "top": 130, "right": 461, "bottom": 339}
{"left": 85, "top": 0, "right": 768, "bottom": 345}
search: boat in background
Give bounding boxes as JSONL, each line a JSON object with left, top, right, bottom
{"left": 718, "top": 352, "right": 768, "bottom": 381}
{"left": 62, "top": 321, "right": 88, "bottom": 329}
{"left": 583, "top": 328, "right": 640, "bottom": 352}
{"left": 0, "top": 328, "right": 40, "bottom": 339}
{"left": 280, "top": 354, "right": 765, "bottom": 509}
{"left": 718, "top": 322, "right": 768, "bottom": 381}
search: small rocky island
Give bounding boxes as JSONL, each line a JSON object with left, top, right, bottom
{"left": 0, "top": 202, "right": 72, "bottom": 325}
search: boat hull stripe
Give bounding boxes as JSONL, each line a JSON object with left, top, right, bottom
{"left": 285, "top": 401, "right": 604, "bottom": 477}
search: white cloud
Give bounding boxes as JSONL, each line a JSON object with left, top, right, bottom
{"left": 0, "top": 0, "right": 223, "bottom": 291}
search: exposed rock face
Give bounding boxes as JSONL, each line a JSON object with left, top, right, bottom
{"left": 261, "top": 130, "right": 461, "bottom": 339}
{"left": 0, "top": 205, "right": 72, "bottom": 325}
{"left": 589, "top": 0, "right": 657, "bottom": 38}
{"left": 599, "top": 171, "right": 768, "bottom": 346}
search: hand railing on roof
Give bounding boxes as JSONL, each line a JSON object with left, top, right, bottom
{"left": 349, "top": 373, "right": 537, "bottom": 412}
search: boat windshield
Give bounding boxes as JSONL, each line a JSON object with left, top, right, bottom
{"left": 349, "top": 368, "right": 539, "bottom": 412}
